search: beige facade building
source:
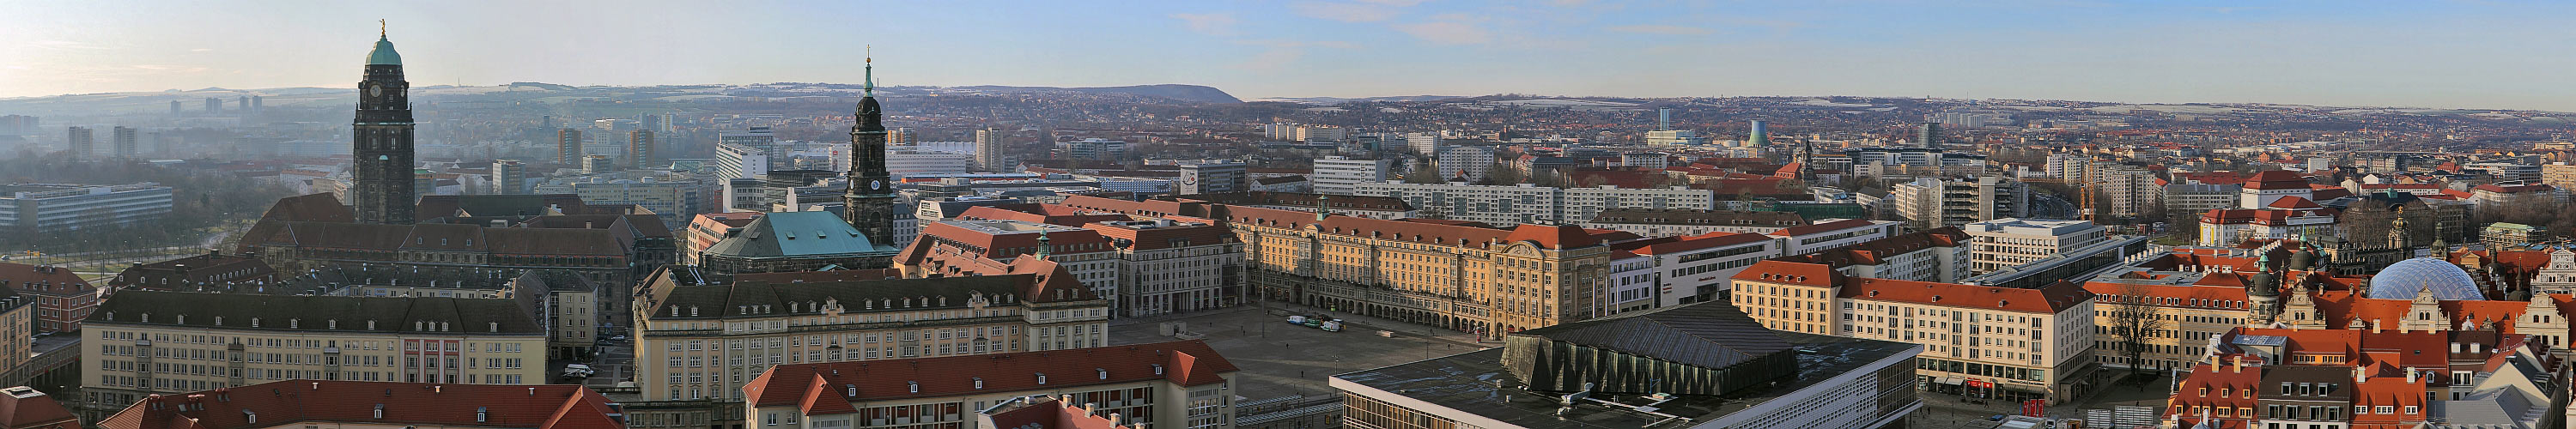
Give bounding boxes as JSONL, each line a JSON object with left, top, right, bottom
{"left": 1730, "top": 260, "right": 2099, "bottom": 402}
{"left": 632, "top": 260, "right": 1109, "bottom": 403}
{"left": 81, "top": 291, "right": 547, "bottom": 414}
{"left": 744, "top": 340, "right": 1236, "bottom": 429}
{"left": 1964, "top": 218, "right": 2109, "bottom": 274}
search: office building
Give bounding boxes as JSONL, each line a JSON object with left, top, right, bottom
{"left": 1645, "top": 130, "right": 1704, "bottom": 146}
{"left": 1769, "top": 227, "right": 1972, "bottom": 283}
{"left": 1176, "top": 162, "right": 1248, "bottom": 195}
{"left": 1334, "top": 302, "right": 1923, "bottom": 429}
{"left": 1890, "top": 176, "right": 2030, "bottom": 228}
{"left": 98, "top": 381, "right": 622, "bottom": 429}
{"left": 629, "top": 130, "right": 657, "bottom": 169}
{"left": 490, "top": 159, "right": 528, "bottom": 195}
{"left": 1728, "top": 261, "right": 2099, "bottom": 402}
{"left": 1603, "top": 233, "right": 1777, "bottom": 312}
{"left": 745, "top": 341, "right": 1235, "bottom": 429}
{"left": 556, "top": 129, "right": 583, "bottom": 166}
{"left": 1580, "top": 208, "right": 1808, "bottom": 237}
{"left": 1352, "top": 182, "right": 1716, "bottom": 226}
{"left": 632, "top": 262, "right": 1111, "bottom": 402}
{"left": 579, "top": 154, "right": 613, "bottom": 174}
{"left": 81, "top": 291, "right": 548, "bottom": 411}
{"left": 2163, "top": 183, "right": 2241, "bottom": 220}
{"left": 886, "top": 149, "right": 974, "bottom": 178}
{"left": 1963, "top": 218, "right": 2108, "bottom": 274}
{"left": 352, "top": 32, "right": 416, "bottom": 225}
{"left": 2542, "top": 162, "right": 2576, "bottom": 189}
{"left": 1319, "top": 156, "right": 1401, "bottom": 195}
{"left": 1157, "top": 192, "right": 1417, "bottom": 220}
{"left": 715, "top": 128, "right": 780, "bottom": 181}
{"left": 65, "top": 127, "right": 91, "bottom": 159}
{"left": 0, "top": 183, "right": 175, "bottom": 233}
{"left": 534, "top": 177, "right": 703, "bottom": 227}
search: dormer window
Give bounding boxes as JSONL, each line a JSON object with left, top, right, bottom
{"left": 907, "top": 381, "right": 919, "bottom": 393}
{"left": 1036, "top": 373, "right": 1047, "bottom": 384}
{"left": 1097, "top": 368, "right": 1108, "bottom": 379}
{"left": 374, "top": 404, "right": 385, "bottom": 419}
{"left": 476, "top": 408, "right": 487, "bottom": 422}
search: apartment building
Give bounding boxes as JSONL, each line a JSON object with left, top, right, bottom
{"left": 533, "top": 177, "right": 704, "bottom": 228}
{"left": 99, "top": 381, "right": 623, "bottom": 429}
{"left": 1161, "top": 192, "right": 1415, "bottom": 220}
{"left": 2164, "top": 183, "right": 2241, "bottom": 220}
{"left": 1769, "top": 218, "right": 1905, "bottom": 255}
{"left": 1580, "top": 208, "right": 1809, "bottom": 237}
{"left": 744, "top": 340, "right": 1236, "bottom": 429}
{"left": 1352, "top": 181, "right": 1715, "bottom": 226}
{"left": 1310, "top": 156, "right": 1394, "bottom": 195}
{"left": 0, "top": 263, "right": 100, "bottom": 333}
{"left": 82, "top": 291, "right": 547, "bottom": 413}
{"left": 1964, "top": 218, "right": 2108, "bottom": 274}
{"left": 1433, "top": 145, "right": 1495, "bottom": 182}
{"left": 1729, "top": 260, "right": 2098, "bottom": 402}
{"left": 1890, "top": 176, "right": 2028, "bottom": 228}
{"left": 632, "top": 261, "right": 1109, "bottom": 402}
{"left": 2097, "top": 165, "right": 2161, "bottom": 219}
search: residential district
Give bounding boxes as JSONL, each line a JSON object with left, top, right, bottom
{"left": 2, "top": 28, "right": 2576, "bottom": 429}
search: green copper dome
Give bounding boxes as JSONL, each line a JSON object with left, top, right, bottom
{"left": 367, "top": 35, "right": 402, "bottom": 65}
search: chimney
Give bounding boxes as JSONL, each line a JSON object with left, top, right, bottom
{"left": 2229, "top": 355, "right": 2243, "bottom": 373}
{"left": 2354, "top": 366, "right": 2366, "bottom": 383}
{"left": 2404, "top": 368, "right": 2417, "bottom": 384}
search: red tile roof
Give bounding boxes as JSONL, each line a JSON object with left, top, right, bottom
{"left": 984, "top": 396, "right": 1145, "bottom": 429}
{"left": 0, "top": 387, "right": 76, "bottom": 429}
{"left": 1841, "top": 277, "right": 2094, "bottom": 313}
{"left": 0, "top": 263, "right": 92, "bottom": 297}
{"left": 1502, "top": 224, "right": 1601, "bottom": 250}
{"left": 97, "top": 381, "right": 623, "bottom": 429}
{"left": 744, "top": 341, "right": 1236, "bottom": 415}
{"left": 2245, "top": 170, "right": 2312, "bottom": 190}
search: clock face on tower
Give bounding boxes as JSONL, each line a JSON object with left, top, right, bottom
{"left": 368, "top": 84, "right": 381, "bottom": 97}
{"left": 870, "top": 179, "right": 883, "bottom": 190}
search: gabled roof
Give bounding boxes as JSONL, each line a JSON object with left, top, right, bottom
{"left": 1502, "top": 224, "right": 1601, "bottom": 250}
{"left": 744, "top": 341, "right": 1236, "bottom": 415}
{"left": 87, "top": 290, "right": 544, "bottom": 335}
{"left": 2245, "top": 170, "right": 2312, "bottom": 190}
{"left": 0, "top": 263, "right": 94, "bottom": 297}
{"left": 97, "top": 381, "right": 621, "bottom": 429}
{"left": 1508, "top": 301, "right": 1792, "bottom": 370}
{"left": 0, "top": 386, "right": 75, "bottom": 429}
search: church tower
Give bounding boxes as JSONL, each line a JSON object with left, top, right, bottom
{"left": 352, "top": 21, "right": 416, "bottom": 224}
{"left": 842, "top": 51, "right": 896, "bottom": 246}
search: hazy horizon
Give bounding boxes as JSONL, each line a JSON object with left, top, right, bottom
{"left": 9, "top": 1, "right": 2576, "bottom": 112}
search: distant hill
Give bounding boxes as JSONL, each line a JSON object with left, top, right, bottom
{"left": 1244, "top": 95, "right": 1462, "bottom": 105}
{"left": 956, "top": 84, "right": 1240, "bottom": 104}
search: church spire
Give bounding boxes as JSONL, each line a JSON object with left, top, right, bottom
{"left": 863, "top": 45, "right": 875, "bottom": 96}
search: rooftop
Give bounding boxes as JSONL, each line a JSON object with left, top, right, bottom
{"left": 97, "top": 380, "right": 619, "bottom": 429}
{"left": 1333, "top": 332, "right": 1917, "bottom": 429}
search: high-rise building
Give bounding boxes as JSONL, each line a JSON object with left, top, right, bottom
{"left": 1352, "top": 181, "right": 1718, "bottom": 226}
{"left": 554, "top": 128, "right": 582, "bottom": 165}
{"left": 351, "top": 28, "right": 416, "bottom": 224}
{"left": 973, "top": 126, "right": 1008, "bottom": 172}
{"left": 1644, "top": 130, "right": 1704, "bottom": 146}
{"left": 489, "top": 159, "right": 526, "bottom": 194}
{"left": 250, "top": 94, "right": 263, "bottom": 112}
{"left": 234, "top": 95, "right": 247, "bottom": 115}
{"left": 627, "top": 130, "right": 655, "bottom": 169}
{"left": 1433, "top": 145, "right": 1494, "bottom": 181}
{"left": 1916, "top": 122, "right": 1941, "bottom": 147}
{"left": 65, "top": 126, "right": 91, "bottom": 158}
{"left": 841, "top": 57, "right": 901, "bottom": 257}
{"left": 166, "top": 100, "right": 180, "bottom": 116}
{"left": 1405, "top": 133, "right": 1443, "bottom": 154}
{"left": 202, "top": 97, "right": 220, "bottom": 113}
{"left": 111, "top": 126, "right": 137, "bottom": 160}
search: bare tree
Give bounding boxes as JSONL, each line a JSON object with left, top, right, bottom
{"left": 2105, "top": 282, "right": 2171, "bottom": 384}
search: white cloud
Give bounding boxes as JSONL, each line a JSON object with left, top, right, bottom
{"left": 1233, "top": 39, "right": 1359, "bottom": 70}
{"left": 1395, "top": 21, "right": 1491, "bottom": 45}
{"left": 1608, "top": 24, "right": 1713, "bottom": 35}
{"left": 1291, "top": 2, "right": 1400, "bottom": 22}
{"left": 1170, "top": 12, "right": 1238, "bottom": 36}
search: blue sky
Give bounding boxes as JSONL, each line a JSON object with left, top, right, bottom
{"left": 6, "top": 1, "right": 2574, "bottom": 111}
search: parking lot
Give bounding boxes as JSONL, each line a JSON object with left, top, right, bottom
{"left": 1109, "top": 300, "right": 1495, "bottom": 401}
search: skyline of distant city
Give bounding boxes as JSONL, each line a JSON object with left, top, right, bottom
{"left": 10, "top": 1, "right": 2576, "bottom": 112}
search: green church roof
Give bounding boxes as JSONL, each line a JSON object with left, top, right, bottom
{"left": 367, "top": 36, "right": 402, "bottom": 66}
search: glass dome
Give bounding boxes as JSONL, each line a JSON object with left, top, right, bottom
{"left": 2367, "top": 257, "right": 2484, "bottom": 300}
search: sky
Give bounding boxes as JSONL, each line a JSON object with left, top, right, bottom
{"left": 6, "top": 1, "right": 2576, "bottom": 111}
